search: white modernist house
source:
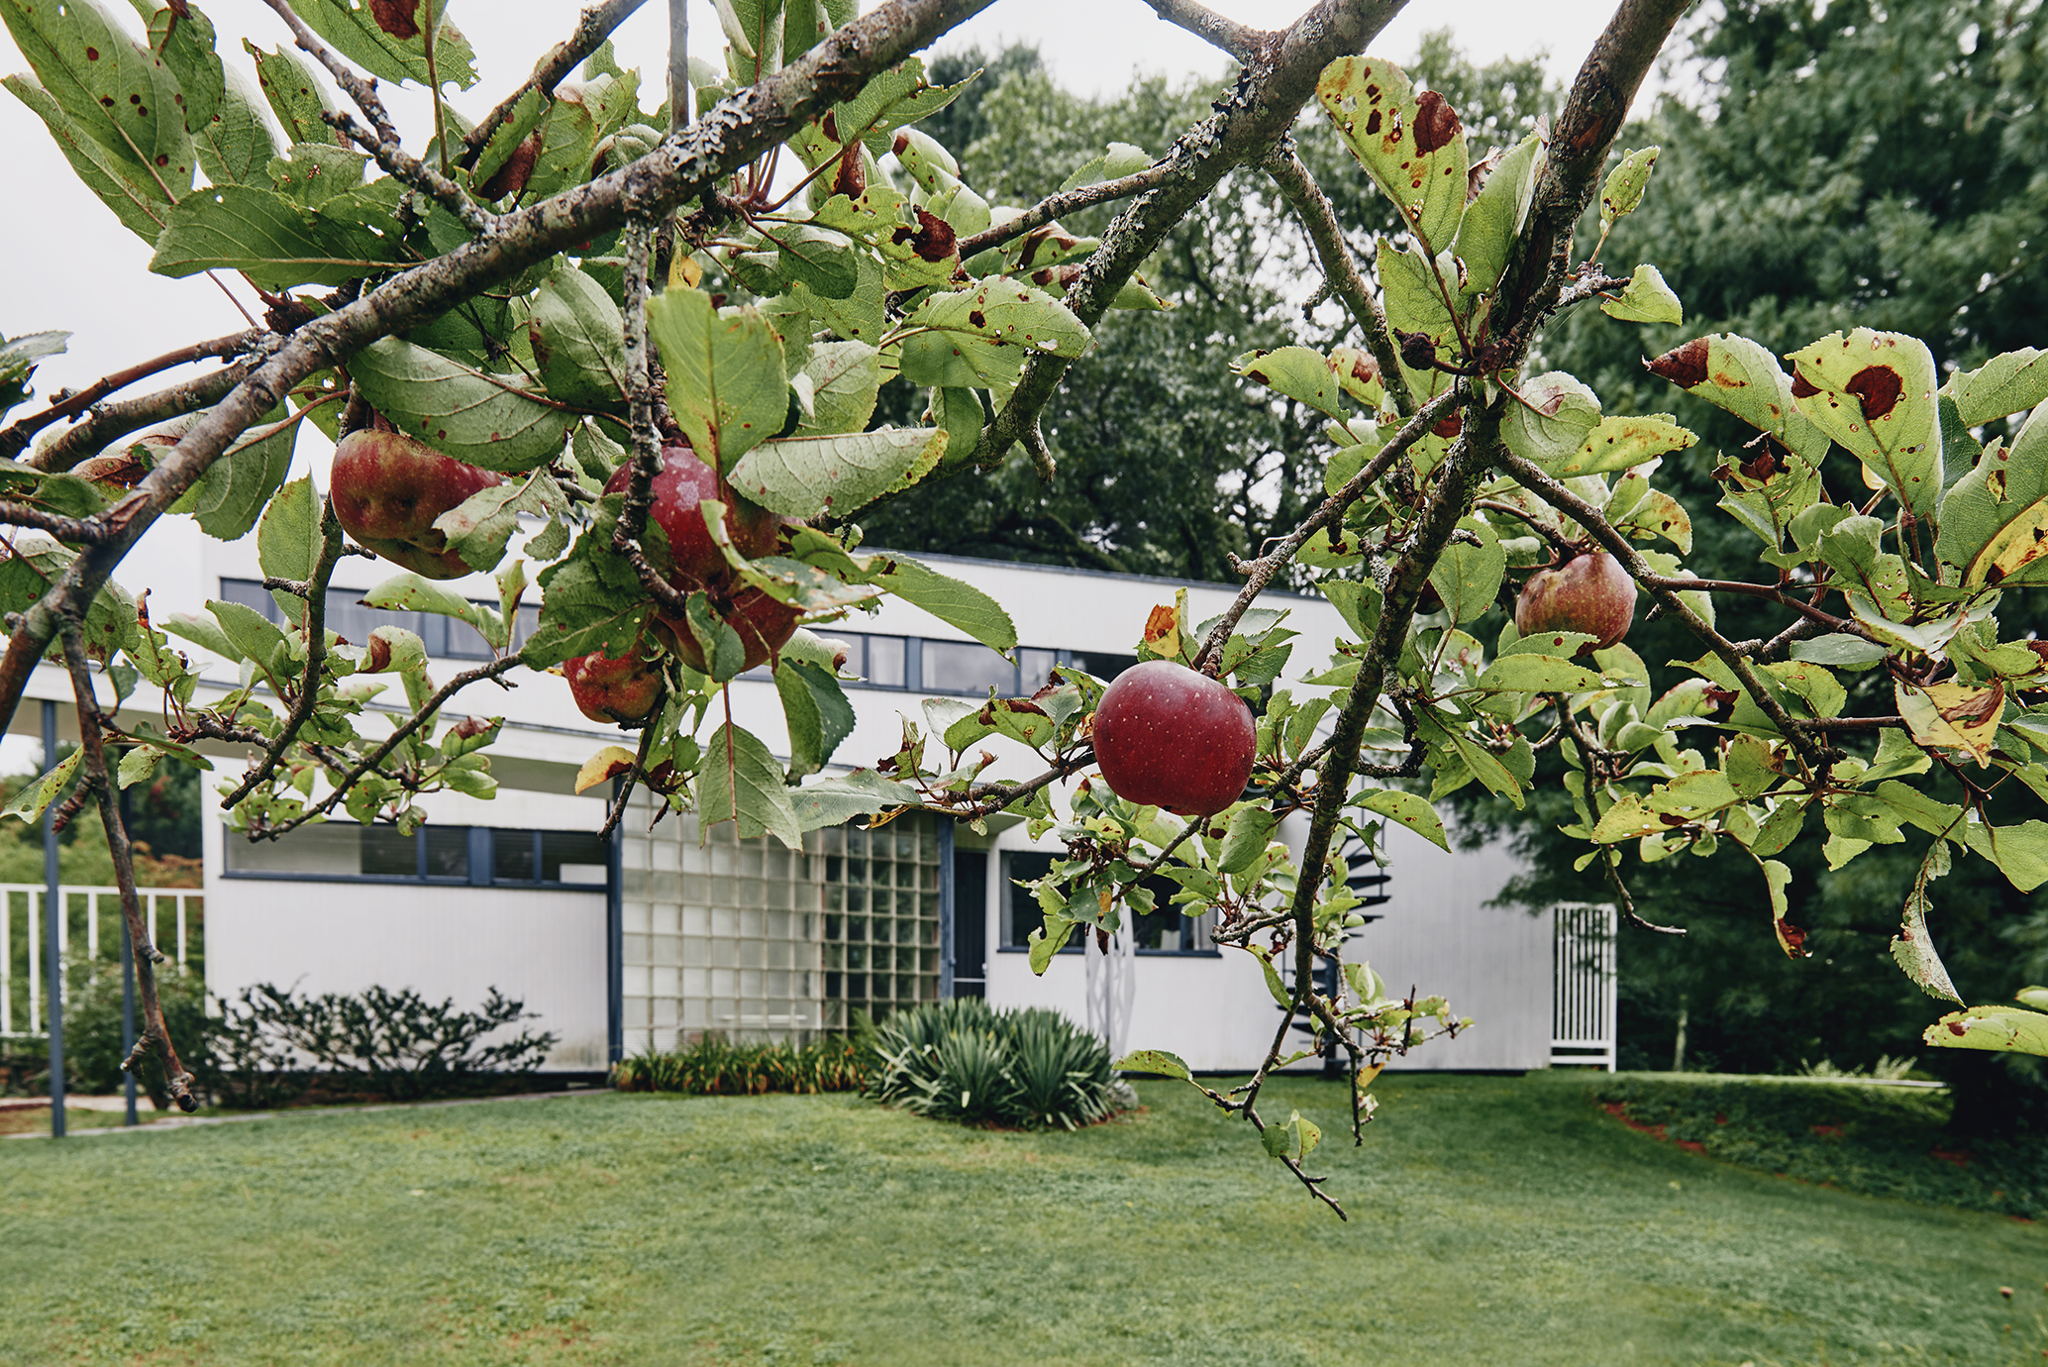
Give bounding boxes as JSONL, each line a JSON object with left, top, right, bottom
{"left": 6, "top": 516, "right": 1615, "bottom": 1075}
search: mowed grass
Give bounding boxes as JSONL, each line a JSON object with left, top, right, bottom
{"left": 2, "top": 1074, "right": 2041, "bottom": 1367}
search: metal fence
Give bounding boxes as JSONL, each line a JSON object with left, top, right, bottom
{"left": 1551, "top": 902, "right": 1617, "bottom": 1070}
{"left": 0, "top": 885, "right": 204, "bottom": 1038}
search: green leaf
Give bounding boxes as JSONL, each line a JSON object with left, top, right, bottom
{"left": 348, "top": 336, "right": 576, "bottom": 472}
{"left": 695, "top": 722, "right": 803, "bottom": 850}
{"left": 788, "top": 769, "right": 918, "bottom": 832}
{"left": 530, "top": 264, "right": 627, "bottom": 409}
{"left": 0, "top": 330, "right": 67, "bottom": 421}
{"left": 1475, "top": 654, "right": 1606, "bottom": 693}
{"left": 1599, "top": 146, "right": 1659, "bottom": 225}
{"left": 1454, "top": 131, "right": 1540, "bottom": 298}
{"left": 244, "top": 40, "right": 338, "bottom": 146}
{"left": 1353, "top": 788, "right": 1449, "bottom": 851}
{"left": 866, "top": 554, "right": 1016, "bottom": 652}
{"left": 192, "top": 65, "right": 279, "bottom": 187}
{"left": 775, "top": 657, "right": 853, "bottom": 777}
{"left": 896, "top": 278, "right": 1090, "bottom": 389}
{"left": 291, "top": 0, "right": 477, "bottom": 89}
{"left": 1113, "top": 1049, "right": 1191, "bottom": 1080}
{"left": 149, "top": 185, "right": 408, "bottom": 288}
{"left": 1645, "top": 333, "right": 1830, "bottom": 465}
{"left": 1945, "top": 348, "right": 2048, "bottom": 428}
{"left": 763, "top": 222, "right": 860, "bottom": 299}
{"left": 1788, "top": 634, "right": 1891, "bottom": 668}
{"left": 1218, "top": 805, "right": 1277, "bottom": 875}
{"left": 727, "top": 427, "right": 944, "bottom": 521}
{"left": 1598, "top": 263, "right": 1682, "bottom": 326}
{"left": 362, "top": 571, "right": 493, "bottom": 641}
{"left": 1959, "top": 818, "right": 2048, "bottom": 894}
{"left": 1923, "top": 1003, "right": 2048, "bottom": 1058}
{"left": 1934, "top": 401, "right": 2048, "bottom": 586}
{"left": 256, "top": 476, "right": 319, "bottom": 612}
{"left": 1, "top": 73, "right": 176, "bottom": 241}
{"left": 1501, "top": 372, "right": 1601, "bottom": 467}
{"left": 1554, "top": 413, "right": 1695, "bottom": 476}
{"left": 1786, "top": 328, "right": 1942, "bottom": 515}
{"left": 1892, "top": 841, "right": 1962, "bottom": 1004}
{"left": 646, "top": 289, "right": 789, "bottom": 469}
{"left": 1232, "top": 346, "right": 1355, "bottom": 421}
{"left": 432, "top": 467, "right": 567, "bottom": 574}
{"left": 1316, "top": 56, "right": 1468, "bottom": 253}
{"left": 0, "top": 0, "right": 193, "bottom": 205}
{"left": 1428, "top": 515, "right": 1503, "bottom": 624}
{"left": 1247, "top": 945, "right": 1291, "bottom": 1008}
{"left": 171, "top": 405, "right": 299, "bottom": 539}
{"left": 794, "top": 341, "right": 882, "bottom": 437}
{"left": 0, "top": 749, "right": 79, "bottom": 823}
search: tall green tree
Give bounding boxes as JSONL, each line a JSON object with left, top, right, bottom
{"left": 1479, "top": 0, "right": 2048, "bottom": 1128}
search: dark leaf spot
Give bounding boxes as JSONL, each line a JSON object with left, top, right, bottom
{"left": 1845, "top": 364, "right": 1903, "bottom": 420}
{"left": 968, "top": 309, "right": 987, "bottom": 329}
{"left": 369, "top": 0, "right": 421, "bottom": 39}
{"left": 85, "top": 46, "right": 100, "bottom": 60}
{"left": 1413, "top": 90, "right": 1461, "bottom": 155}
{"left": 1646, "top": 337, "right": 1710, "bottom": 389}
{"left": 1790, "top": 371, "right": 1821, "bottom": 399}
{"left": 1364, "top": 109, "right": 1382, "bottom": 136}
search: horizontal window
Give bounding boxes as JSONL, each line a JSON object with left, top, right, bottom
{"left": 223, "top": 822, "right": 607, "bottom": 890}
{"left": 998, "top": 850, "right": 1214, "bottom": 955}
{"left": 219, "top": 578, "right": 537, "bottom": 660}
{"left": 776, "top": 629, "right": 1134, "bottom": 696}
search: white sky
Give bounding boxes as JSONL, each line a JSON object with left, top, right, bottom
{"left": 1, "top": 0, "right": 1623, "bottom": 399}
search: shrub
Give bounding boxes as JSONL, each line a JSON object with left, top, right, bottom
{"left": 63, "top": 957, "right": 213, "bottom": 1110}
{"left": 211, "top": 982, "right": 559, "bottom": 1105}
{"left": 866, "top": 999, "right": 1120, "bottom": 1131}
{"left": 611, "top": 1033, "right": 867, "bottom": 1095}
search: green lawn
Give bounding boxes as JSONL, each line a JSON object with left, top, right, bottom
{"left": 2, "top": 1074, "right": 2040, "bottom": 1367}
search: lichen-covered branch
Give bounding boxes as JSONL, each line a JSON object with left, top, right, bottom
{"left": 0, "top": 330, "right": 267, "bottom": 461}
{"left": 59, "top": 621, "right": 197, "bottom": 1111}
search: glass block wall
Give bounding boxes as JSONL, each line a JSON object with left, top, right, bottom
{"left": 616, "top": 799, "right": 942, "bottom": 1052}
{"left": 817, "top": 819, "right": 943, "bottom": 1030}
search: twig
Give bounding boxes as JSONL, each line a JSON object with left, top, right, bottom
{"left": 954, "top": 162, "right": 1179, "bottom": 260}
{"left": 1141, "top": 0, "right": 1265, "bottom": 61}
{"left": 0, "top": 330, "right": 267, "bottom": 460}
{"left": 217, "top": 496, "right": 349, "bottom": 811}
{"left": 1264, "top": 144, "right": 1414, "bottom": 416}
{"left": 1641, "top": 574, "right": 1876, "bottom": 641}
{"left": 59, "top": 621, "right": 197, "bottom": 1110}
{"left": 611, "top": 216, "right": 690, "bottom": 616}
{"left": 23, "top": 352, "right": 269, "bottom": 473}
{"left": 461, "top": 0, "right": 651, "bottom": 166}
{"left": 253, "top": 656, "right": 524, "bottom": 839}
{"left": 259, "top": 0, "right": 401, "bottom": 143}
{"left": 1191, "top": 386, "right": 1462, "bottom": 674}
{"left": 0, "top": 503, "right": 113, "bottom": 543}
{"left": 327, "top": 111, "right": 494, "bottom": 235}
{"left": 1474, "top": 497, "right": 1574, "bottom": 556}
{"left": 668, "top": 0, "right": 691, "bottom": 137}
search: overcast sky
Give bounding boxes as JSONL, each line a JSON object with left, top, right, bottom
{"left": 1, "top": 0, "right": 1629, "bottom": 400}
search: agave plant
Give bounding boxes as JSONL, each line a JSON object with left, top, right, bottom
{"left": 866, "top": 1000, "right": 1122, "bottom": 1131}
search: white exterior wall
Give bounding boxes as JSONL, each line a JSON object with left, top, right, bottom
{"left": 6, "top": 514, "right": 1567, "bottom": 1075}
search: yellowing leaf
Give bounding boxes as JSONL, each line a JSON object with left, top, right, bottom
{"left": 574, "top": 745, "right": 637, "bottom": 794}
{"left": 1556, "top": 413, "right": 1696, "bottom": 475}
{"left": 1315, "top": 57, "right": 1469, "bottom": 253}
{"left": 1786, "top": 328, "right": 1942, "bottom": 515}
{"left": 1895, "top": 677, "right": 2005, "bottom": 766}
{"left": 1923, "top": 1003, "right": 2048, "bottom": 1057}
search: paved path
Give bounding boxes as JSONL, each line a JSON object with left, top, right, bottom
{"left": 3, "top": 1087, "right": 604, "bottom": 1139}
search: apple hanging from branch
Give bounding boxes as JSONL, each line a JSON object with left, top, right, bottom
{"left": 1513, "top": 551, "right": 1637, "bottom": 651}
{"left": 1091, "top": 660, "right": 1258, "bottom": 817}
{"left": 331, "top": 428, "right": 504, "bottom": 580}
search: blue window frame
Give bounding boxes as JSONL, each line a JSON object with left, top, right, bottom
{"left": 222, "top": 822, "right": 608, "bottom": 890}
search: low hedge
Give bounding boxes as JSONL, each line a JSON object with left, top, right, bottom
{"left": 1596, "top": 1074, "right": 2047, "bottom": 1219}
{"left": 612, "top": 1033, "right": 868, "bottom": 1095}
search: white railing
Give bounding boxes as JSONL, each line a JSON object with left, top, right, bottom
{"left": 0, "top": 885, "right": 203, "bottom": 1039}
{"left": 1551, "top": 902, "right": 1617, "bottom": 1070}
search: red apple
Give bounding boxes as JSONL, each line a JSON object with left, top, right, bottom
{"left": 604, "top": 444, "right": 781, "bottom": 591}
{"left": 564, "top": 643, "right": 664, "bottom": 724}
{"left": 657, "top": 588, "right": 801, "bottom": 676}
{"left": 1514, "top": 551, "right": 1637, "bottom": 651}
{"left": 1091, "top": 660, "right": 1258, "bottom": 817}
{"left": 331, "top": 429, "right": 503, "bottom": 580}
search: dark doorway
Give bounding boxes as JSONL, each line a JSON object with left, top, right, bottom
{"left": 951, "top": 850, "right": 987, "bottom": 998}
